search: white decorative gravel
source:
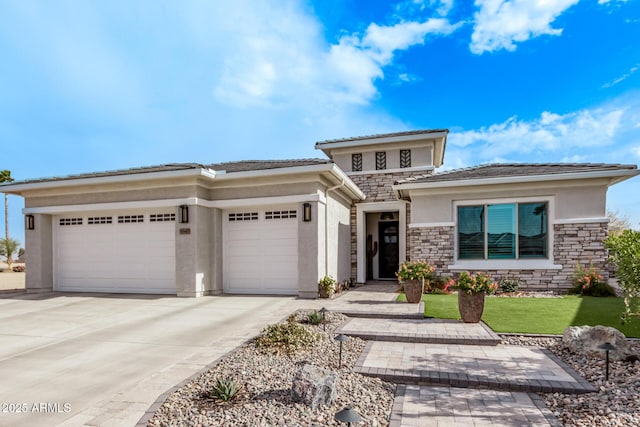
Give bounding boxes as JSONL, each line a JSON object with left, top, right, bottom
{"left": 147, "top": 312, "right": 640, "bottom": 427}
{"left": 502, "top": 335, "right": 640, "bottom": 427}
{"left": 147, "top": 311, "right": 394, "bottom": 427}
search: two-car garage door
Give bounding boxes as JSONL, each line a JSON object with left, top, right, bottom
{"left": 54, "top": 211, "right": 176, "bottom": 294}
{"left": 223, "top": 206, "right": 299, "bottom": 295}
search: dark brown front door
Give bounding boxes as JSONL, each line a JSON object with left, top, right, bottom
{"left": 378, "top": 221, "right": 399, "bottom": 279}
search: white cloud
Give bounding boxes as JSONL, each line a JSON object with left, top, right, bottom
{"left": 214, "top": 2, "right": 462, "bottom": 108}
{"left": 470, "top": 0, "right": 580, "bottom": 54}
{"left": 449, "top": 107, "right": 625, "bottom": 159}
{"left": 602, "top": 64, "right": 640, "bottom": 88}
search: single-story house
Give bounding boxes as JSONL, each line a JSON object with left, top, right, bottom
{"left": 2, "top": 130, "right": 638, "bottom": 297}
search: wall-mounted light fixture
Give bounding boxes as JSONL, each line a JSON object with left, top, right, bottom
{"left": 303, "top": 203, "right": 312, "bottom": 222}
{"left": 25, "top": 214, "right": 35, "bottom": 230}
{"left": 380, "top": 212, "right": 395, "bottom": 221}
{"left": 179, "top": 205, "right": 189, "bottom": 224}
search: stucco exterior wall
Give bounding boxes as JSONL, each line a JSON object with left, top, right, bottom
{"left": 298, "top": 201, "right": 321, "bottom": 298}
{"left": 408, "top": 221, "right": 609, "bottom": 292}
{"left": 24, "top": 214, "right": 53, "bottom": 292}
{"left": 410, "top": 183, "right": 608, "bottom": 224}
{"left": 326, "top": 194, "right": 352, "bottom": 283}
{"left": 331, "top": 145, "right": 434, "bottom": 172}
{"left": 175, "top": 205, "right": 212, "bottom": 297}
{"left": 208, "top": 181, "right": 321, "bottom": 201}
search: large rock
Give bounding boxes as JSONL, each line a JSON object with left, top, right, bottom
{"left": 563, "top": 325, "right": 639, "bottom": 362}
{"left": 291, "top": 364, "right": 338, "bottom": 409}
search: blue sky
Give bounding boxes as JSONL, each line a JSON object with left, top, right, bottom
{"left": 1, "top": 0, "right": 639, "bottom": 247}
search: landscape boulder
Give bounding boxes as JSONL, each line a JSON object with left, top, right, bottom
{"left": 563, "top": 325, "right": 639, "bottom": 362}
{"left": 291, "top": 364, "right": 338, "bottom": 409}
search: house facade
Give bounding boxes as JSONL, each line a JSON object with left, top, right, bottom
{"left": 3, "top": 130, "right": 638, "bottom": 297}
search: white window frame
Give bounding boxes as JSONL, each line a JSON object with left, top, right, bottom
{"left": 450, "top": 196, "right": 562, "bottom": 271}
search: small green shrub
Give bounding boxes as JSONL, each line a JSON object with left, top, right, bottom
{"left": 427, "top": 277, "right": 452, "bottom": 294}
{"left": 318, "top": 275, "right": 336, "bottom": 297}
{"left": 499, "top": 278, "right": 522, "bottom": 293}
{"left": 208, "top": 377, "right": 243, "bottom": 403}
{"left": 307, "top": 310, "right": 323, "bottom": 325}
{"left": 255, "top": 321, "right": 319, "bottom": 354}
{"left": 570, "top": 263, "right": 615, "bottom": 297}
{"left": 606, "top": 230, "right": 640, "bottom": 323}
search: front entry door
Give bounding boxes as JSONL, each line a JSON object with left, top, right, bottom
{"left": 378, "top": 221, "right": 399, "bottom": 279}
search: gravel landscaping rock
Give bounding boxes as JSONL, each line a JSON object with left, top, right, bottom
{"left": 147, "top": 311, "right": 395, "bottom": 426}
{"left": 502, "top": 335, "right": 640, "bottom": 427}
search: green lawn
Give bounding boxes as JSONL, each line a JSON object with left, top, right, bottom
{"left": 397, "top": 293, "right": 640, "bottom": 338}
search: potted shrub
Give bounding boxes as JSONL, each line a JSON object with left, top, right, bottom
{"left": 446, "top": 272, "right": 497, "bottom": 323}
{"left": 318, "top": 275, "right": 336, "bottom": 298}
{"left": 396, "top": 260, "right": 435, "bottom": 303}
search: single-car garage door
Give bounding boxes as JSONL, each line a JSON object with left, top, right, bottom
{"left": 223, "top": 206, "right": 299, "bottom": 295}
{"left": 54, "top": 211, "right": 176, "bottom": 294}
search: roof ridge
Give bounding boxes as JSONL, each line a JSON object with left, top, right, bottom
{"left": 316, "top": 129, "right": 449, "bottom": 145}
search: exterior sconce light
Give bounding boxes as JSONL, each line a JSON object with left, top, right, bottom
{"left": 303, "top": 203, "right": 312, "bottom": 222}
{"left": 335, "top": 406, "right": 362, "bottom": 426}
{"left": 335, "top": 333, "right": 349, "bottom": 368}
{"left": 25, "top": 214, "right": 35, "bottom": 230}
{"left": 598, "top": 342, "right": 616, "bottom": 381}
{"left": 179, "top": 205, "right": 189, "bottom": 224}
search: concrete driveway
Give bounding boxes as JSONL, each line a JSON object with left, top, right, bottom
{"left": 0, "top": 292, "right": 310, "bottom": 427}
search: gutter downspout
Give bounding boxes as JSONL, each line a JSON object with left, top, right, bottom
{"left": 325, "top": 179, "right": 345, "bottom": 277}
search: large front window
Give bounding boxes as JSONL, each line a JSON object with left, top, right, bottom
{"left": 458, "top": 202, "right": 548, "bottom": 260}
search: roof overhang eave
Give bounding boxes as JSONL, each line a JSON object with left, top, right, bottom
{"left": 393, "top": 169, "right": 640, "bottom": 192}
{"left": 0, "top": 168, "right": 218, "bottom": 195}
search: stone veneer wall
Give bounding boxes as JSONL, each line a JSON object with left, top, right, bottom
{"left": 349, "top": 171, "right": 422, "bottom": 280}
{"left": 408, "top": 221, "right": 609, "bottom": 292}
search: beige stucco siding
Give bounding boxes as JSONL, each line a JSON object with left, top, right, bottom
{"left": 208, "top": 181, "right": 320, "bottom": 201}
{"left": 409, "top": 182, "right": 608, "bottom": 224}
{"left": 326, "top": 194, "right": 352, "bottom": 283}
{"left": 329, "top": 144, "right": 434, "bottom": 173}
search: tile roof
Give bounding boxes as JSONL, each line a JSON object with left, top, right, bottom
{"left": 1, "top": 159, "right": 332, "bottom": 186}
{"left": 396, "top": 163, "right": 639, "bottom": 185}
{"left": 316, "top": 129, "right": 449, "bottom": 145}
{"left": 208, "top": 158, "right": 331, "bottom": 172}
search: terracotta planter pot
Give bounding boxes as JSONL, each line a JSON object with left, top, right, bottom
{"left": 458, "top": 291, "right": 485, "bottom": 323}
{"left": 404, "top": 279, "right": 424, "bottom": 303}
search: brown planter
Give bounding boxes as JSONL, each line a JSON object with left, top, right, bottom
{"left": 458, "top": 291, "right": 485, "bottom": 323}
{"left": 404, "top": 279, "right": 424, "bottom": 303}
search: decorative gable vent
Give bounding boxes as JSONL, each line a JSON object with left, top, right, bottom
{"left": 88, "top": 216, "right": 113, "bottom": 225}
{"left": 400, "top": 149, "right": 411, "bottom": 168}
{"left": 376, "top": 152, "right": 387, "bottom": 170}
{"left": 352, "top": 153, "right": 363, "bottom": 172}
{"left": 150, "top": 213, "right": 176, "bottom": 222}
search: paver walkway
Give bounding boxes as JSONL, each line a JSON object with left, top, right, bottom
{"left": 356, "top": 341, "right": 595, "bottom": 394}
{"left": 325, "top": 283, "right": 596, "bottom": 426}
{"left": 336, "top": 317, "right": 501, "bottom": 345}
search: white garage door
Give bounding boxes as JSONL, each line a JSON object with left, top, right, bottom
{"left": 54, "top": 211, "right": 176, "bottom": 294}
{"left": 223, "top": 207, "right": 299, "bottom": 295}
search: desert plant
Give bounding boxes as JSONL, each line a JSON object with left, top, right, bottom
{"left": 307, "top": 310, "right": 323, "bottom": 325}
{"left": 499, "top": 278, "right": 522, "bottom": 293}
{"left": 12, "top": 265, "right": 25, "bottom": 272}
{"left": 606, "top": 230, "right": 640, "bottom": 323}
{"left": 570, "top": 263, "right": 615, "bottom": 297}
{"left": 255, "top": 321, "right": 320, "bottom": 354}
{"left": 208, "top": 377, "right": 243, "bottom": 403}
{"left": 0, "top": 238, "right": 20, "bottom": 269}
{"left": 318, "top": 275, "right": 336, "bottom": 297}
